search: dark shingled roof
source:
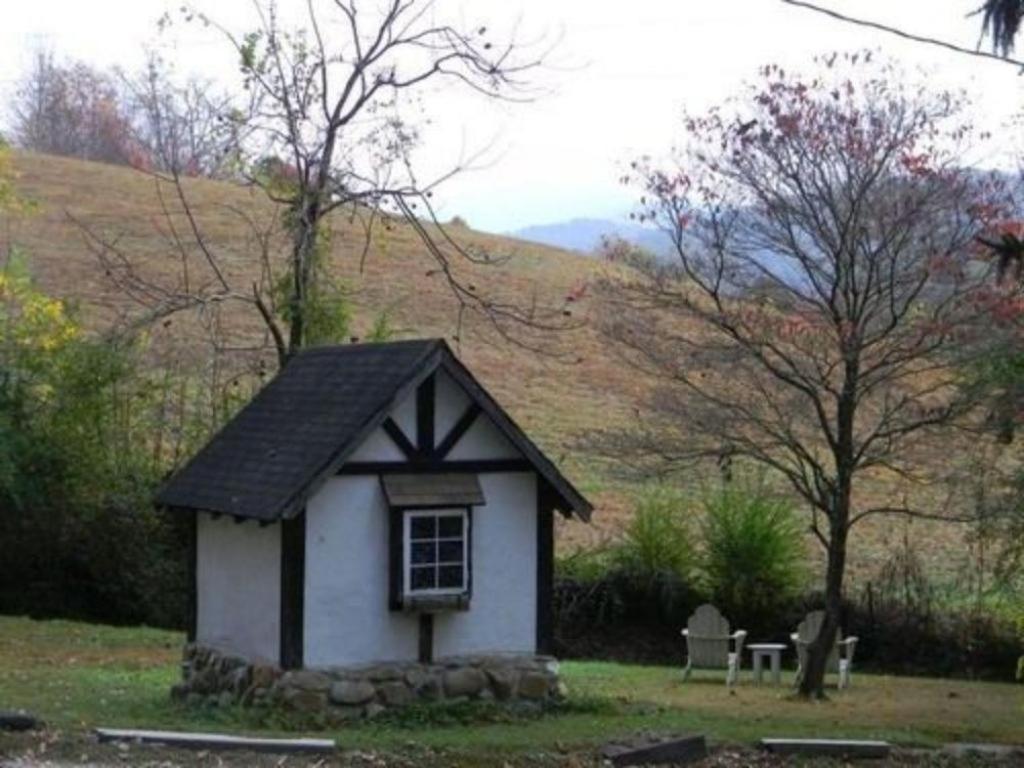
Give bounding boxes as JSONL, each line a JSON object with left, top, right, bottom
{"left": 155, "top": 339, "right": 591, "bottom": 522}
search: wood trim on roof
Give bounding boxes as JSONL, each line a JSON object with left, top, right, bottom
{"left": 277, "top": 344, "right": 446, "bottom": 520}
{"left": 435, "top": 353, "right": 592, "bottom": 520}
{"left": 380, "top": 473, "right": 484, "bottom": 508}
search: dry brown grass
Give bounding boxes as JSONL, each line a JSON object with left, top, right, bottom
{"left": 0, "top": 151, "right": 983, "bottom": 588}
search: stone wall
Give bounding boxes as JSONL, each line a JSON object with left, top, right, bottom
{"left": 171, "top": 644, "right": 564, "bottom": 720}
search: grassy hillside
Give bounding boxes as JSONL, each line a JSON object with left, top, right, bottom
{"left": 0, "top": 151, "right": 985, "bottom": 588}
{"left": 2, "top": 152, "right": 636, "bottom": 543}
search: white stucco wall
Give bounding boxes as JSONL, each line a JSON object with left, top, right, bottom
{"left": 346, "top": 380, "right": 416, "bottom": 462}
{"left": 390, "top": 386, "right": 417, "bottom": 440}
{"left": 445, "top": 413, "right": 519, "bottom": 460}
{"left": 347, "top": 425, "right": 407, "bottom": 461}
{"left": 303, "top": 373, "right": 539, "bottom": 667}
{"left": 433, "top": 471, "right": 537, "bottom": 657}
{"left": 435, "top": 369, "right": 518, "bottom": 459}
{"left": 196, "top": 513, "right": 281, "bottom": 663}
{"left": 434, "top": 369, "right": 471, "bottom": 439}
{"left": 305, "top": 475, "right": 420, "bottom": 667}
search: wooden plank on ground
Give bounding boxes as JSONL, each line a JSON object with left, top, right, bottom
{"left": 761, "top": 738, "right": 890, "bottom": 759}
{"left": 601, "top": 735, "right": 708, "bottom": 766}
{"left": 94, "top": 728, "right": 335, "bottom": 754}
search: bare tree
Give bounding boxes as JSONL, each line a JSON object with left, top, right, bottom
{"left": 592, "top": 54, "right": 1020, "bottom": 697}
{"left": 11, "top": 51, "right": 136, "bottom": 165}
{"left": 118, "top": 53, "right": 236, "bottom": 177}
{"left": 82, "top": 0, "right": 564, "bottom": 369}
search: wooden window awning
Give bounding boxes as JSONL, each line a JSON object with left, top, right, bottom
{"left": 380, "top": 473, "right": 484, "bottom": 508}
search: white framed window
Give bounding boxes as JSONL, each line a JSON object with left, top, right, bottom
{"left": 403, "top": 508, "right": 469, "bottom": 597}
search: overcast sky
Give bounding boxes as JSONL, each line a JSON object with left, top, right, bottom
{"left": 2, "top": 1, "right": 1022, "bottom": 232}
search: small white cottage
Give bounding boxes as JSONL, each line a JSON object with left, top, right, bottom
{"left": 157, "top": 339, "right": 591, "bottom": 712}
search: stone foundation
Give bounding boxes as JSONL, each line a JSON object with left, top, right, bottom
{"left": 171, "top": 644, "right": 563, "bottom": 718}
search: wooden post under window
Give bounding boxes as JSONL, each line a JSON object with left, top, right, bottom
{"left": 418, "top": 613, "right": 434, "bottom": 663}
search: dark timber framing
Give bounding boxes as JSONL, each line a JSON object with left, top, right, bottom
{"left": 382, "top": 418, "right": 416, "bottom": 459}
{"left": 536, "top": 481, "right": 557, "bottom": 655}
{"left": 388, "top": 506, "right": 404, "bottom": 611}
{"left": 340, "top": 459, "right": 531, "bottom": 475}
{"left": 279, "top": 510, "right": 306, "bottom": 670}
{"left": 435, "top": 403, "right": 481, "bottom": 458}
{"left": 186, "top": 511, "right": 197, "bottom": 642}
{"left": 418, "top": 613, "right": 434, "bottom": 663}
{"left": 416, "top": 376, "right": 435, "bottom": 455}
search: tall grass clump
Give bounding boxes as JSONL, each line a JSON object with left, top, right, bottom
{"left": 699, "top": 479, "right": 806, "bottom": 626}
{"left": 614, "top": 486, "right": 696, "bottom": 583}
{"left": 612, "top": 486, "right": 699, "bottom": 623}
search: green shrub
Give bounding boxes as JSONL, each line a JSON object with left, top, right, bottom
{"left": 699, "top": 480, "right": 806, "bottom": 624}
{"left": 614, "top": 486, "right": 696, "bottom": 583}
{"left": 552, "top": 487, "right": 702, "bottom": 658}
{"left": 0, "top": 254, "right": 185, "bottom": 626}
{"left": 556, "top": 545, "right": 614, "bottom": 584}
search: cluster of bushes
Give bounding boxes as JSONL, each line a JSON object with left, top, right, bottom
{"left": 553, "top": 481, "right": 1022, "bottom": 681}
{"left": 554, "top": 480, "right": 807, "bottom": 663}
{"left": 0, "top": 254, "right": 195, "bottom": 627}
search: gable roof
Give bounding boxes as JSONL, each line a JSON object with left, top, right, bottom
{"left": 155, "top": 339, "right": 592, "bottom": 522}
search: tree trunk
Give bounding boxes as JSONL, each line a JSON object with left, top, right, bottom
{"left": 798, "top": 351, "right": 858, "bottom": 698}
{"left": 798, "top": 518, "right": 847, "bottom": 698}
{"left": 284, "top": 197, "right": 321, "bottom": 364}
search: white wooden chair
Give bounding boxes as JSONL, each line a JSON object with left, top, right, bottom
{"left": 680, "top": 604, "right": 747, "bottom": 686}
{"left": 791, "top": 610, "right": 858, "bottom": 689}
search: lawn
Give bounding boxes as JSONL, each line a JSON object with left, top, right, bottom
{"left": 1, "top": 616, "right": 1022, "bottom": 762}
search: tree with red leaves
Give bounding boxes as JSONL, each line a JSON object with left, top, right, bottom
{"left": 592, "top": 53, "right": 1020, "bottom": 698}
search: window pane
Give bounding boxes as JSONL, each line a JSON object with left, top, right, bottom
{"left": 410, "top": 516, "right": 436, "bottom": 540}
{"left": 437, "top": 515, "right": 463, "bottom": 538}
{"left": 438, "top": 565, "right": 463, "bottom": 589}
{"left": 411, "top": 541, "right": 435, "bottom": 565}
{"left": 438, "top": 540, "right": 463, "bottom": 564}
{"left": 410, "top": 566, "right": 436, "bottom": 591}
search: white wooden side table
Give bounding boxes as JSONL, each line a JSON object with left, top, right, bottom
{"left": 748, "top": 643, "right": 786, "bottom": 686}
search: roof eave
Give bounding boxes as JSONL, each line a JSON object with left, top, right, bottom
{"left": 154, "top": 338, "right": 595, "bottom": 524}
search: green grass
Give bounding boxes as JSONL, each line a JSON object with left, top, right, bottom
{"left": 1, "top": 615, "right": 1022, "bottom": 760}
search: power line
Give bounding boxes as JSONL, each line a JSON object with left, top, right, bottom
{"left": 780, "top": 0, "right": 1024, "bottom": 71}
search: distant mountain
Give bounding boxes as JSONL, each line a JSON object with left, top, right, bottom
{"left": 509, "top": 217, "right": 673, "bottom": 257}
